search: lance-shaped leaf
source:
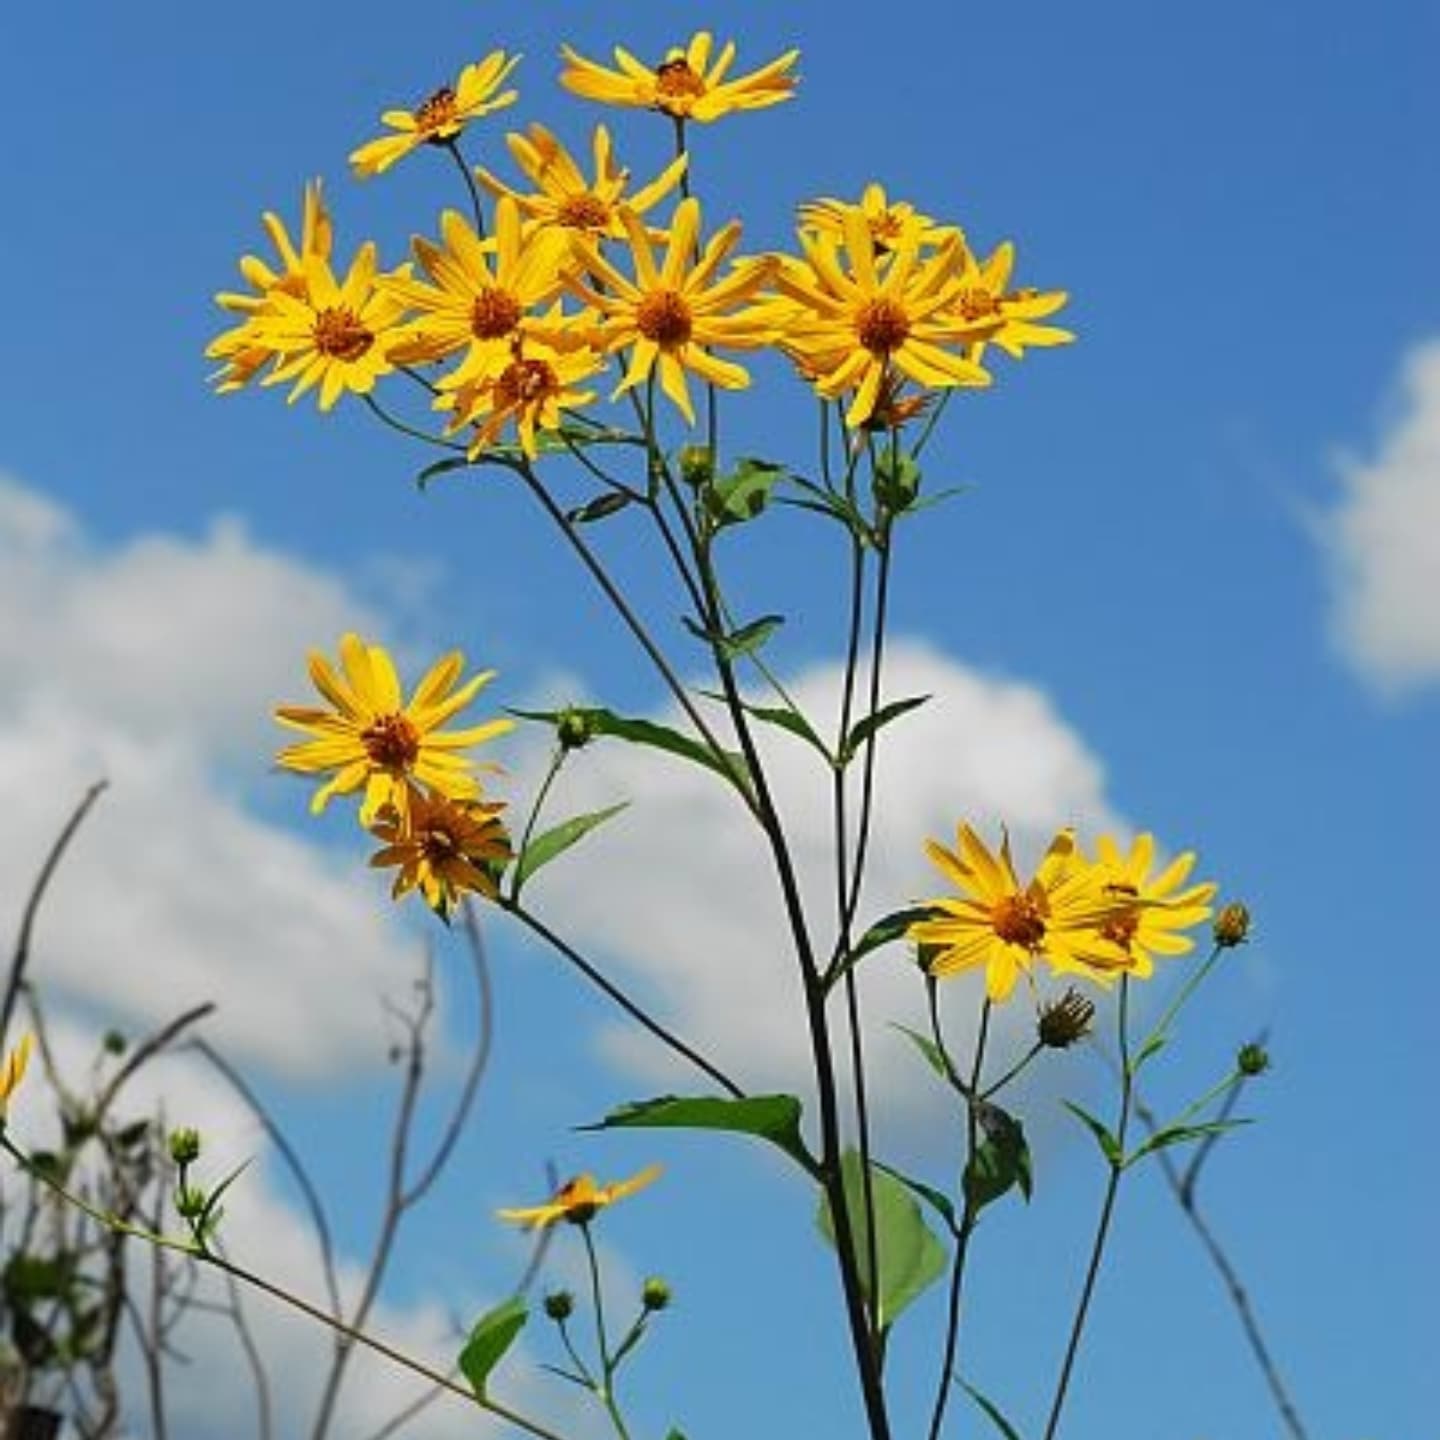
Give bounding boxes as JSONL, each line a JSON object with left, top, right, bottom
{"left": 514, "top": 803, "right": 629, "bottom": 889}
{"left": 698, "top": 689, "right": 830, "bottom": 760}
{"left": 459, "top": 1296, "right": 528, "bottom": 1399}
{"left": 415, "top": 455, "right": 472, "bottom": 491}
{"left": 683, "top": 613, "right": 785, "bottom": 661}
{"left": 1124, "top": 1117, "right": 1250, "bottom": 1170}
{"left": 957, "top": 1380, "right": 1028, "bottom": 1440}
{"left": 829, "top": 905, "right": 940, "bottom": 984}
{"left": 873, "top": 1159, "right": 958, "bottom": 1232}
{"left": 816, "top": 1150, "right": 948, "bottom": 1332}
{"left": 510, "top": 707, "right": 750, "bottom": 791}
{"left": 892, "top": 1023, "right": 950, "bottom": 1082}
{"left": 586, "top": 1094, "right": 816, "bottom": 1174}
{"left": 839, "top": 694, "right": 931, "bottom": 764}
{"left": 963, "top": 1104, "right": 1033, "bottom": 1215}
{"left": 1062, "top": 1100, "right": 1123, "bottom": 1167}
{"left": 567, "top": 491, "right": 633, "bottom": 524}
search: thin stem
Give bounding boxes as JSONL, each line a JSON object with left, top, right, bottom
{"left": 925, "top": 998, "right": 992, "bottom": 1440}
{"left": 1042, "top": 978, "right": 1136, "bottom": 1440}
{"left": 1140, "top": 944, "right": 1224, "bottom": 1060}
{"left": 500, "top": 899, "right": 744, "bottom": 1100}
{"left": 361, "top": 393, "right": 465, "bottom": 452}
{"left": 980, "top": 1041, "right": 1044, "bottom": 1102}
{"left": 444, "top": 139, "right": 486, "bottom": 235}
{"left": 581, "top": 1224, "right": 632, "bottom": 1440}
{"left": 508, "top": 747, "right": 568, "bottom": 905}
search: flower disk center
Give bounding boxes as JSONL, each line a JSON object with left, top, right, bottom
{"left": 414, "top": 86, "right": 458, "bottom": 139}
{"left": 957, "top": 286, "right": 1000, "bottom": 323}
{"left": 312, "top": 307, "right": 374, "bottom": 362}
{"left": 990, "top": 893, "right": 1047, "bottom": 950}
{"left": 361, "top": 713, "right": 421, "bottom": 770}
{"left": 856, "top": 298, "right": 911, "bottom": 355}
{"left": 497, "top": 357, "right": 558, "bottom": 407}
{"left": 556, "top": 193, "right": 613, "bottom": 231}
{"left": 471, "top": 288, "right": 523, "bottom": 340}
{"left": 636, "top": 289, "right": 693, "bottom": 348}
{"left": 654, "top": 58, "right": 706, "bottom": 112}
{"left": 419, "top": 823, "right": 462, "bottom": 864}
{"left": 1099, "top": 881, "right": 1141, "bottom": 949}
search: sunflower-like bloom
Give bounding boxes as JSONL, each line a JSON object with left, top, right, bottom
{"left": 475, "top": 123, "right": 687, "bottom": 240}
{"left": 380, "top": 199, "right": 569, "bottom": 387}
{"left": 350, "top": 51, "right": 521, "bottom": 178}
{"left": 275, "top": 634, "right": 512, "bottom": 824}
{"left": 209, "top": 244, "right": 411, "bottom": 411}
{"left": 207, "top": 182, "right": 335, "bottom": 392}
{"left": 498, "top": 1165, "right": 661, "bottom": 1230}
{"left": 909, "top": 824, "right": 1132, "bottom": 1001}
{"left": 561, "top": 32, "right": 798, "bottom": 123}
{"left": 798, "top": 182, "right": 959, "bottom": 256}
{"left": 1083, "top": 834, "right": 1217, "bottom": 980}
{"left": 566, "top": 197, "right": 777, "bottom": 424}
{"left": 369, "top": 785, "right": 511, "bottom": 916}
{"left": 0, "top": 1033, "right": 33, "bottom": 1113}
{"left": 774, "top": 208, "right": 994, "bottom": 428}
{"left": 948, "top": 241, "right": 1074, "bottom": 365}
{"left": 443, "top": 332, "right": 605, "bottom": 459}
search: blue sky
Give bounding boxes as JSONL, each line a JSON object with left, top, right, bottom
{"left": 1, "top": 2, "right": 1437, "bottom": 1437}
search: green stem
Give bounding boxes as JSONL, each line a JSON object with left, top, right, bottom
{"left": 1136, "top": 944, "right": 1223, "bottom": 1067}
{"left": 980, "top": 1041, "right": 1044, "bottom": 1102}
{"left": 361, "top": 394, "right": 462, "bottom": 452}
{"left": 507, "top": 747, "right": 567, "bottom": 905}
{"left": 443, "top": 139, "right": 486, "bottom": 236}
{"left": 580, "top": 1224, "right": 632, "bottom": 1440}
{"left": 1042, "top": 978, "right": 1136, "bottom": 1440}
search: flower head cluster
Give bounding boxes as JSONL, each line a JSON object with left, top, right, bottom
{"left": 773, "top": 189, "right": 1072, "bottom": 428}
{"left": 275, "top": 636, "right": 513, "bottom": 915}
{"left": 909, "top": 824, "right": 1215, "bottom": 1002}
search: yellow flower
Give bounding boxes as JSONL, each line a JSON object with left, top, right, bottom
{"left": 560, "top": 32, "right": 798, "bottom": 123}
{"left": 909, "top": 824, "right": 1130, "bottom": 1002}
{"left": 774, "top": 208, "right": 992, "bottom": 428}
{"left": 498, "top": 1165, "right": 661, "bottom": 1229}
{"left": 210, "top": 244, "right": 411, "bottom": 411}
{"left": 0, "top": 1033, "right": 32, "bottom": 1112}
{"left": 369, "top": 785, "right": 511, "bottom": 916}
{"left": 274, "top": 635, "right": 512, "bottom": 825}
{"left": 949, "top": 241, "right": 1074, "bottom": 364}
{"left": 798, "top": 182, "right": 958, "bottom": 256}
{"left": 567, "top": 197, "right": 776, "bottom": 424}
{"left": 381, "top": 199, "right": 569, "bottom": 385}
{"left": 350, "top": 51, "right": 521, "bottom": 178}
{"left": 476, "top": 123, "right": 688, "bottom": 240}
{"left": 1084, "top": 834, "right": 1217, "bottom": 980}
{"left": 442, "top": 332, "right": 605, "bottom": 459}
{"left": 207, "top": 181, "right": 333, "bottom": 392}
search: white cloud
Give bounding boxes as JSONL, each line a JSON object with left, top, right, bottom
{"left": 511, "top": 642, "right": 1126, "bottom": 1135}
{"left": 1319, "top": 339, "right": 1440, "bottom": 694}
{"left": 0, "top": 474, "right": 426, "bottom": 1079}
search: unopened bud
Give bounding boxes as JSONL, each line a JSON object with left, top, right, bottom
{"left": 1214, "top": 902, "right": 1251, "bottom": 949}
{"left": 679, "top": 445, "right": 715, "bottom": 487}
{"left": 175, "top": 1184, "right": 208, "bottom": 1220}
{"left": 1237, "top": 1042, "right": 1270, "bottom": 1077}
{"left": 1037, "top": 989, "right": 1096, "bottom": 1049}
{"left": 543, "top": 1290, "right": 575, "bottom": 1321}
{"left": 168, "top": 1128, "right": 202, "bottom": 1167}
{"left": 556, "top": 708, "right": 595, "bottom": 752}
{"left": 641, "top": 1277, "right": 672, "bottom": 1312}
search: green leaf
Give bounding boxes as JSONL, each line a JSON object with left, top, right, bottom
{"left": 697, "top": 690, "right": 830, "bottom": 760}
{"left": 1062, "top": 1101, "right": 1123, "bottom": 1166}
{"left": 957, "top": 1379, "right": 1028, "bottom": 1440}
{"left": 684, "top": 613, "right": 785, "bottom": 661}
{"left": 415, "top": 455, "right": 472, "bottom": 490}
{"left": 567, "top": 491, "right": 633, "bottom": 524}
{"left": 816, "top": 1150, "right": 948, "bottom": 1331}
{"left": 711, "top": 457, "right": 786, "bottom": 525}
{"left": 586, "top": 1094, "right": 815, "bottom": 1174}
{"left": 1131, "top": 1031, "right": 1169, "bottom": 1071}
{"left": 1124, "top": 1118, "right": 1250, "bottom": 1170}
{"left": 963, "top": 1105, "right": 1033, "bottom": 1214}
{"left": 4, "top": 1254, "right": 75, "bottom": 1304}
{"left": 872, "top": 452, "right": 922, "bottom": 513}
{"left": 509, "top": 707, "right": 749, "bottom": 791}
{"left": 829, "top": 905, "right": 938, "bottom": 984}
{"left": 515, "top": 803, "right": 629, "bottom": 888}
{"left": 872, "top": 1159, "right": 957, "bottom": 1231}
{"left": 459, "top": 1296, "right": 528, "bottom": 1399}
{"left": 840, "top": 695, "right": 931, "bottom": 763}
{"left": 892, "top": 1023, "right": 950, "bottom": 1081}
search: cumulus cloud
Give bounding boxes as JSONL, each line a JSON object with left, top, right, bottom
{"left": 510, "top": 642, "right": 1126, "bottom": 1136}
{"left": 1319, "top": 339, "right": 1440, "bottom": 694}
{"left": 0, "top": 474, "right": 425, "bottom": 1078}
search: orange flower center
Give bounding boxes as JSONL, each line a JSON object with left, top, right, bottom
{"left": 313, "top": 307, "right": 374, "bottom": 362}
{"left": 414, "top": 86, "right": 459, "bottom": 140}
{"left": 990, "top": 893, "right": 1047, "bottom": 950}
{"left": 856, "top": 297, "right": 911, "bottom": 355}
{"left": 495, "top": 356, "right": 559, "bottom": 408}
{"left": 419, "top": 820, "right": 462, "bottom": 865}
{"left": 361, "top": 713, "right": 420, "bottom": 770}
{"left": 957, "top": 286, "right": 1000, "bottom": 323}
{"left": 869, "top": 210, "right": 908, "bottom": 251}
{"left": 636, "top": 289, "right": 693, "bottom": 348}
{"left": 556, "top": 193, "right": 613, "bottom": 231}
{"left": 654, "top": 57, "right": 706, "bottom": 113}
{"left": 471, "top": 288, "right": 523, "bottom": 340}
{"left": 1099, "top": 882, "right": 1140, "bottom": 950}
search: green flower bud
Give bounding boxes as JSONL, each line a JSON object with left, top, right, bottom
{"left": 168, "top": 1127, "right": 202, "bottom": 1167}
{"left": 1214, "top": 902, "right": 1251, "bottom": 949}
{"left": 175, "top": 1184, "right": 208, "bottom": 1220}
{"left": 543, "top": 1290, "right": 575, "bottom": 1321}
{"left": 641, "top": 1277, "right": 672, "bottom": 1312}
{"left": 679, "top": 445, "right": 715, "bottom": 487}
{"left": 557, "top": 708, "right": 596, "bottom": 752}
{"left": 1237, "top": 1043, "right": 1270, "bottom": 1077}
